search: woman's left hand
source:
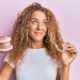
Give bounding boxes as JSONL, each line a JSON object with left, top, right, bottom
{"left": 61, "top": 42, "right": 77, "bottom": 67}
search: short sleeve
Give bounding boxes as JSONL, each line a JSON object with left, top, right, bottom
{"left": 4, "top": 53, "right": 15, "bottom": 69}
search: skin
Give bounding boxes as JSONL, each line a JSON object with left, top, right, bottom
{"left": 0, "top": 11, "right": 77, "bottom": 80}
{"left": 28, "top": 11, "right": 48, "bottom": 48}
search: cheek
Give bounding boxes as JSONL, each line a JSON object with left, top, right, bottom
{"left": 28, "top": 28, "right": 36, "bottom": 38}
{"left": 28, "top": 24, "right": 36, "bottom": 32}
{"left": 44, "top": 28, "right": 47, "bottom": 35}
{"left": 28, "top": 29, "right": 34, "bottom": 37}
{"left": 28, "top": 25, "right": 34, "bottom": 33}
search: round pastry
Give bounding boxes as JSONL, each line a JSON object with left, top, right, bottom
{"left": 0, "top": 36, "right": 13, "bottom": 51}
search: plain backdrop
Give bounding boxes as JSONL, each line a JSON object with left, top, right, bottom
{"left": 0, "top": 0, "right": 80, "bottom": 80}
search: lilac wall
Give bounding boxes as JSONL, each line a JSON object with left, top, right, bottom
{"left": 0, "top": 0, "right": 80, "bottom": 80}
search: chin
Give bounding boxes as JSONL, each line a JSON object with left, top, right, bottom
{"left": 30, "top": 35, "right": 44, "bottom": 42}
{"left": 35, "top": 39, "right": 43, "bottom": 42}
{"left": 33, "top": 37, "right": 43, "bottom": 42}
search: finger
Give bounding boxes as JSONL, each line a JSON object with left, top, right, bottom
{"left": 65, "top": 50, "right": 77, "bottom": 56}
{"left": 65, "top": 42, "right": 76, "bottom": 47}
{"left": 72, "top": 53, "right": 77, "bottom": 59}
{"left": 65, "top": 43, "right": 75, "bottom": 48}
{"left": 66, "top": 46, "right": 77, "bottom": 51}
{"left": 67, "top": 48, "right": 77, "bottom": 54}
{"left": 66, "top": 47, "right": 77, "bottom": 51}
{"left": 69, "top": 50, "right": 77, "bottom": 54}
{"left": 64, "top": 44, "right": 77, "bottom": 52}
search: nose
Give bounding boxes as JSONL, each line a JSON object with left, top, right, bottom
{"left": 37, "top": 23, "right": 42, "bottom": 30}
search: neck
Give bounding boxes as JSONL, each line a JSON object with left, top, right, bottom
{"left": 31, "top": 41, "right": 45, "bottom": 49}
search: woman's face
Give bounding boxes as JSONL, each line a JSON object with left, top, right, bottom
{"left": 28, "top": 11, "right": 48, "bottom": 42}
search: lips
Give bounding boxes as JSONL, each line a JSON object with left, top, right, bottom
{"left": 35, "top": 31, "right": 42, "bottom": 34}
{"left": 35, "top": 32, "right": 43, "bottom": 36}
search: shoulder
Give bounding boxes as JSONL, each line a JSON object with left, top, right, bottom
{"left": 4, "top": 53, "right": 16, "bottom": 69}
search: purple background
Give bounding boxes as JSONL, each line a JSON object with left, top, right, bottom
{"left": 0, "top": 0, "right": 80, "bottom": 80}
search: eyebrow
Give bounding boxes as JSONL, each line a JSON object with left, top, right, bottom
{"left": 31, "top": 18, "right": 47, "bottom": 21}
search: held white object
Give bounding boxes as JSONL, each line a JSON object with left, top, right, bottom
{"left": 0, "top": 36, "right": 13, "bottom": 51}
{"left": 54, "top": 43, "right": 65, "bottom": 53}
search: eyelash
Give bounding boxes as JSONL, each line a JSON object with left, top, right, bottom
{"left": 31, "top": 21, "right": 47, "bottom": 26}
{"left": 32, "top": 21, "right": 38, "bottom": 24}
{"left": 43, "top": 22, "right": 47, "bottom": 25}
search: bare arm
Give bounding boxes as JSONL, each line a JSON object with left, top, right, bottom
{"left": 0, "top": 62, "right": 14, "bottom": 80}
{"left": 57, "top": 42, "right": 77, "bottom": 80}
{"left": 56, "top": 66, "right": 69, "bottom": 80}
{"left": 59, "top": 66, "right": 70, "bottom": 80}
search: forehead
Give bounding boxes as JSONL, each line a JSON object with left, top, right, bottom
{"left": 31, "top": 11, "right": 47, "bottom": 20}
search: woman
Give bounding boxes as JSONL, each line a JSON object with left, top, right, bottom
{"left": 0, "top": 2, "right": 77, "bottom": 80}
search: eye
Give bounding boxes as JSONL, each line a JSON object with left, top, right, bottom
{"left": 31, "top": 21, "right": 38, "bottom": 25}
{"left": 42, "top": 21, "right": 47, "bottom": 26}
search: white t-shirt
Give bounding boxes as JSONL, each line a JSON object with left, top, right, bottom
{"left": 4, "top": 48, "right": 58, "bottom": 80}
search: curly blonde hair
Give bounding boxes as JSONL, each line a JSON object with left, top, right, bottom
{"left": 9, "top": 2, "right": 64, "bottom": 70}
